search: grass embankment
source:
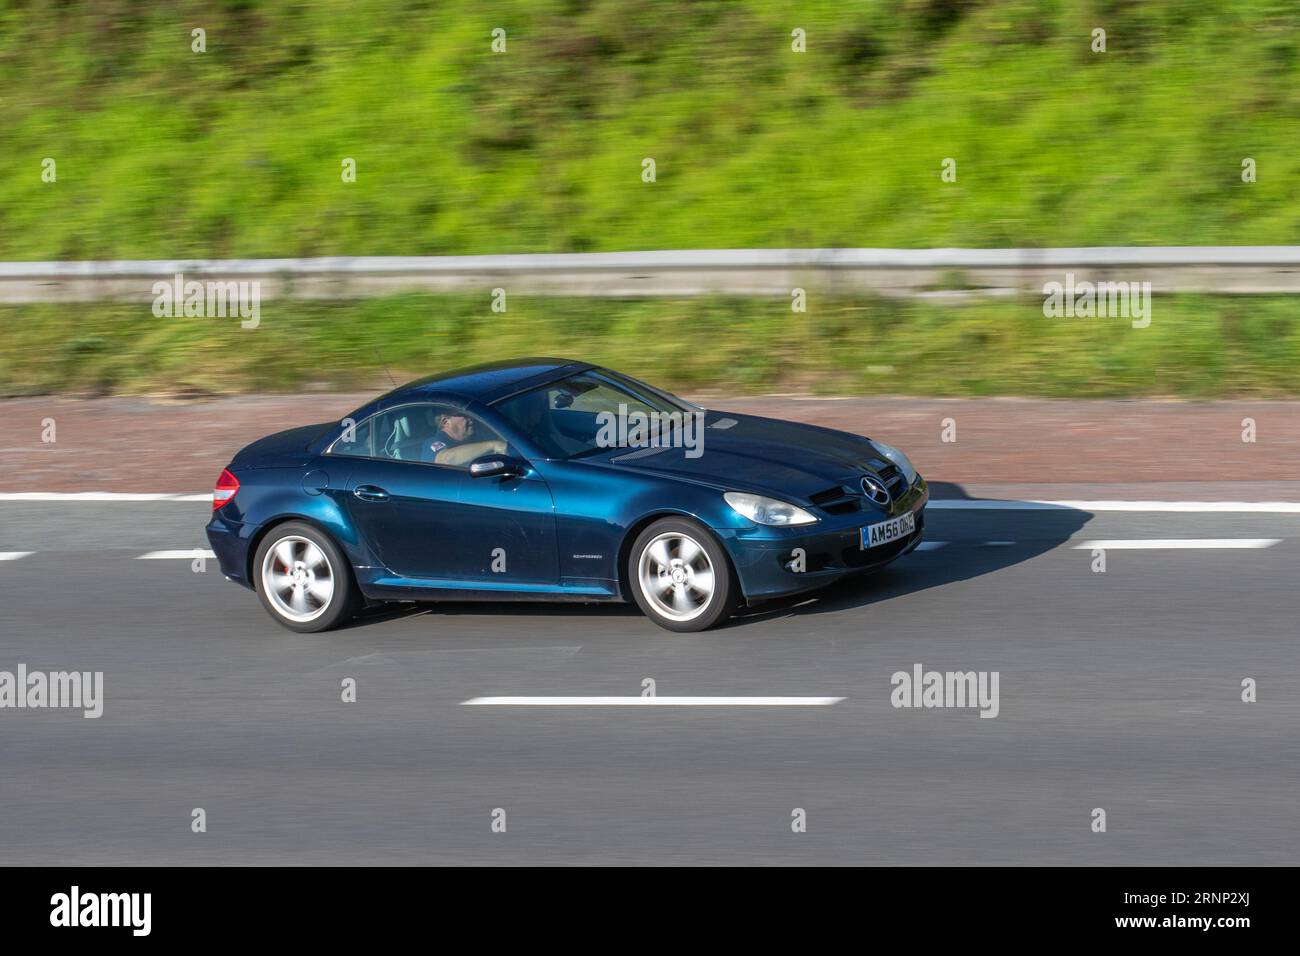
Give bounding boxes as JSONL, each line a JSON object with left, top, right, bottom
{"left": 2, "top": 0, "right": 1298, "bottom": 259}
{"left": 4, "top": 1, "right": 1300, "bottom": 398}
{"left": 3, "top": 293, "right": 1298, "bottom": 399}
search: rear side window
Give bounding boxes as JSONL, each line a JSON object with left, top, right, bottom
{"left": 326, "top": 404, "right": 508, "bottom": 467}
{"left": 326, "top": 416, "right": 373, "bottom": 457}
{"left": 373, "top": 404, "right": 460, "bottom": 462}
{"left": 346, "top": 403, "right": 509, "bottom": 467}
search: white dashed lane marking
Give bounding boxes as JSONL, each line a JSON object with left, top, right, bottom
{"left": 1073, "top": 539, "right": 1280, "bottom": 550}
{"left": 462, "top": 696, "right": 845, "bottom": 706}
{"left": 0, "top": 552, "right": 34, "bottom": 561}
{"left": 137, "top": 550, "right": 217, "bottom": 560}
{"left": 930, "top": 500, "right": 1300, "bottom": 513}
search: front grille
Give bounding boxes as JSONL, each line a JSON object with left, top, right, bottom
{"left": 869, "top": 460, "right": 909, "bottom": 500}
{"left": 809, "top": 486, "right": 847, "bottom": 505}
{"left": 809, "top": 459, "right": 915, "bottom": 518}
{"left": 808, "top": 485, "right": 860, "bottom": 515}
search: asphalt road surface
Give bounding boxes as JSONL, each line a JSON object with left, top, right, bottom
{"left": 1, "top": 497, "right": 1297, "bottom": 865}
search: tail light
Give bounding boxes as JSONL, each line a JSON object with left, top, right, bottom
{"left": 213, "top": 468, "right": 240, "bottom": 511}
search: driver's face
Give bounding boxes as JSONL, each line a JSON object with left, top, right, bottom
{"left": 441, "top": 415, "right": 473, "bottom": 441}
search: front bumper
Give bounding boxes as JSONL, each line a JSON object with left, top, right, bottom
{"left": 720, "top": 478, "right": 928, "bottom": 601}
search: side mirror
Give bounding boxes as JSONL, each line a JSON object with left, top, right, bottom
{"left": 469, "top": 455, "right": 525, "bottom": 479}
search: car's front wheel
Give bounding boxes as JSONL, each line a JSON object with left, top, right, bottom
{"left": 254, "top": 522, "right": 358, "bottom": 632}
{"left": 629, "top": 518, "right": 735, "bottom": 632}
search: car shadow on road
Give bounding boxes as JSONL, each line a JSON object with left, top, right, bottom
{"left": 727, "top": 482, "right": 1094, "bottom": 628}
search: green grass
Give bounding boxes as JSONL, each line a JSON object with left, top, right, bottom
{"left": 4, "top": 293, "right": 1299, "bottom": 399}
{"left": 5, "top": 1, "right": 1300, "bottom": 398}
{"left": 3, "top": 0, "right": 1300, "bottom": 260}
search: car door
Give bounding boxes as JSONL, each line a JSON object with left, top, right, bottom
{"left": 455, "top": 455, "right": 559, "bottom": 587}
{"left": 340, "top": 401, "right": 559, "bottom": 587}
{"left": 339, "top": 403, "right": 470, "bottom": 581}
{"left": 343, "top": 456, "right": 466, "bottom": 581}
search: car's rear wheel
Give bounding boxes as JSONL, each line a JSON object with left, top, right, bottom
{"left": 254, "top": 522, "right": 357, "bottom": 633}
{"left": 629, "top": 518, "right": 735, "bottom": 632}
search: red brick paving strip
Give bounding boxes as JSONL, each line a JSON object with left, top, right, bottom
{"left": 1, "top": 394, "right": 1298, "bottom": 496}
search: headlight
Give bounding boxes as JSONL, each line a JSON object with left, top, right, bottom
{"left": 724, "top": 491, "right": 818, "bottom": 526}
{"left": 870, "top": 439, "right": 918, "bottom": 485}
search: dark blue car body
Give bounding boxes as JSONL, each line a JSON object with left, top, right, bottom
{"left": 207, "top": 359, "right": 927, "bottom": 617}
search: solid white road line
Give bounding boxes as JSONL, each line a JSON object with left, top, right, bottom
{"left": 461, "top": 696, "right": 845, "bottom": 706}
{"left": 4, "top": 493, "right": 1300, "bottom": 512}
{"left": 0, "top": 552, "right": 34, "bottom": 561}
{"left": 0, "top": 492, "right": 212, "bottom": 502}
{"left": 137, "top": 550, "right": 217, "bottom": 560}
{"left": 1073, "top": 539, "right": 1281, "bottom": 550}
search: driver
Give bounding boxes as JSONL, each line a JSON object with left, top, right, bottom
{"left": 421, "top": 410, "right": 506, "bottom": 466}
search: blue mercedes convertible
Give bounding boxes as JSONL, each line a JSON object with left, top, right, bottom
{"left": 206, "top": 358, "right": 927, "bottom": 632}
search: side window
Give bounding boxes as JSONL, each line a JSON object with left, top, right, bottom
{"left": 327, "top": 415, "right": 373, "bottom": 458}
{"left": 373, "top": 404, "right": 443, "bottom": 462}
{"left": 373, "top": 404, "right": 507, "bottom": 468}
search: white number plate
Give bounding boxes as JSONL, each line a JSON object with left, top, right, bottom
{"left": 861, "top": 511, "right": 916, "bottom": 549}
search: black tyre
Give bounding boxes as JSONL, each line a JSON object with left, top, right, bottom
{"left": 253, "top": 521, "right": 359, "bottom": 633}
{"left": 627, "top": 518, "right": 735, "bottom": 632}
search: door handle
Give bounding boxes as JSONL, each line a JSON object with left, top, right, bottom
{"left": 353, "top": 484, "right": 390, "bottom": 502}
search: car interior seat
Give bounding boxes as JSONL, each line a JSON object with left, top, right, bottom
{"left": 383, "top": 415, "right": 415, "bottom": 460}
